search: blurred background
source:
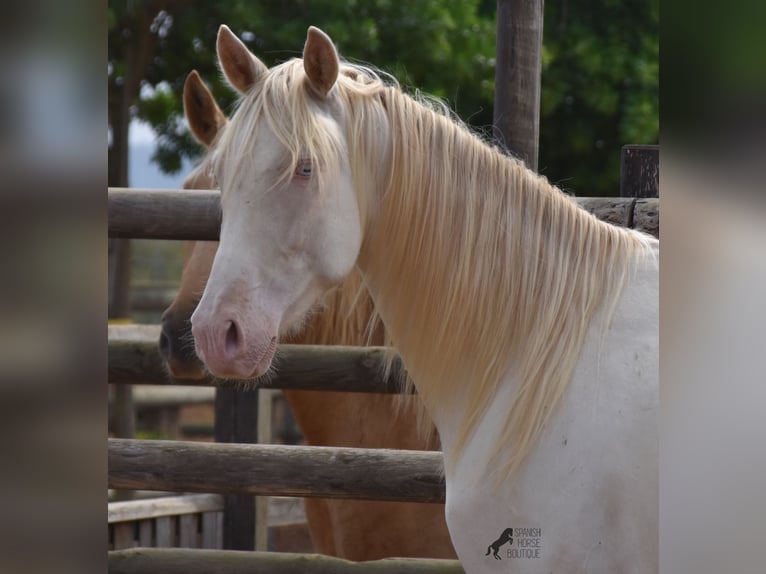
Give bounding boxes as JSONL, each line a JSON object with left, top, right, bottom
{"left": 110, "top": 0, "right": 659, "bottom": 195}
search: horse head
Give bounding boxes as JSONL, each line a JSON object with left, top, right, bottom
{"left": 158, "top": 71, "right": 223, "bottom": 379}
{"left": 191, "top": 26, "right": 382, "bottom": 379}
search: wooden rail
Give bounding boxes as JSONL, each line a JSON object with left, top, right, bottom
{"left": 109, "top": 548, "right": 464, "bottom": 574}
{"left": 109, "top": 438, "right": 445, "bottom": 503}
{"left": 109, "top": 494, "right": 223, "bottom": 524}
{"left": 108, "top": 188, "right": 659, "bottom": 239}
{"left": 621, "top": 144, "right": 659, "bottom": 199}
{"left": 109, "top": 324, "right": 405, "bottom": 392}
{"left": 109, "top": 494, "right": 224, "bottom": 550}
{"left": 108, "top": 189, "right": 220, "bottom": 240}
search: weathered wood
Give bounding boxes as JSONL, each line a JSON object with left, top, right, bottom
{"left": 113, "top": 523, "right": 136, "bottom": 550}
{"left": 620, "top": 144, "right": 659, "bottom": 198}
{"left": 108, "top": 325, "right": 405, "bottom": 392}
{"left": 179, "top": 514, "right": 197, "bottom": 548}
{"left": 110, "top": 383, "right": 135, "bottom": 502}
{"left": 108, "top": 186, "right": 134, "bottom": 488}
{"left": 576, "top": 196, "right": 634, "bottom": 228}
{"left": 108, "top": 189, "right": 658, "bottom": 239}
{"left": 155, "top": 516, "right": 174, "bottom": 547}
{"left": 108, "top": 548, "right": 465, "bottom": 574}
{"left": 634, "top": 198, "right": 659, "bottom": 238}
{"left": 138, "top": 521, "right": 153, "bottom": 547}
{"left": 108, "top": 188, "right": 220, "bottom": 240}
{"left": 128, "top": 387, "right": 216, "bottom": 407}
{"left": 256, "top": 389, "right": 274, "bottom": 551}
{"left": 214, "top": 387, "right": 259, "bottom": 551}
{"left": 109, "top": 494, "right": 224, "bottom": 524}
{"left": 108, "top": 439, "right": 445, "bottom": 503}
{"left": 201, "top": 512, "right": 222, "bottom": 549}
{"left": 493, "top": 0, "right": 544, "bottom": 171}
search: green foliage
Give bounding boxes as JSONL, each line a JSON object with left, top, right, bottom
{"left": 108, "top": 1, "right": 658, "bottom": 195}
{"left": 539, "top": 0, "right": 659, "bottom": 194}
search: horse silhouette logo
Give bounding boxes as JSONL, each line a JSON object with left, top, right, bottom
{"left": 485, "top": 528, "right": 513, "bottom": 559}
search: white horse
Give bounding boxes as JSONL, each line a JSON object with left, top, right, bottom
{"left": 191, "top": 25, "right": 659, "bottom": 573}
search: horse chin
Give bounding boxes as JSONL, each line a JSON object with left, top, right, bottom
{"left": 199, "top": 334, "right": 278, "bottom": 381}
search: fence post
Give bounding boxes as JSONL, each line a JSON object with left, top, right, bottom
{"left": 214, "top": 388, "right": 259, "bottom": 550}
{"left": 493, "top": 0, "right": 545, "bottom": 171}
{"left": 620, "top": 144, "right": 659, "bottom": 198}
{"left": 256, "top": 389, "right": 274, "bottom": 551}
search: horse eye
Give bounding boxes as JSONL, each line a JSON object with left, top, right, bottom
{"left": 295, "top": 160, "right": 312, "bottom": 179}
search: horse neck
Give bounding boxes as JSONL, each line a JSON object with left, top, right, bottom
{"left": 356, "top": 92, "right": 544, "bottom": 399}
{"left": 353, "top": 89, "right": 648, "bottom": 474}
{"left": 287, "top": 269, "right": 384, "bottom": 347}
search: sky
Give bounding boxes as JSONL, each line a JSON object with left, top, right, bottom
{"left": 128, "top": 120, "right": 194, "bottom": 189}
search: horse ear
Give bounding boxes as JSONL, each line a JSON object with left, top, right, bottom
{"left": 303, "top": 26, "right": 339, "bottom": 98}
{"left": 216, "top": 24, "right": 267, "bottom": 94}
{"left": 183, "top": 70, "right": 226, "bottom": 147}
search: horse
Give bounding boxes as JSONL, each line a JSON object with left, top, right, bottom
{"left": 158, "top": 69, "right": 456, "bottom": 561}
{"left": 191, "top": 25, "right": 659, "bottom": 573}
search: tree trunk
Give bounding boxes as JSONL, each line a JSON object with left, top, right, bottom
{"left": 108, "top": 82, "right": 132, "bottom": 320}
{"left": 493, "top": 0, "right": 544, "bottom": 172}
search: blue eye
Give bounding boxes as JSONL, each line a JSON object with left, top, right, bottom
{"left": 295, "top": 160, "right": 312, "bottom": 178}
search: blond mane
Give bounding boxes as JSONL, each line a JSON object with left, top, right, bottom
{"left": 217, "top": 58, "right": 655, "bottom": 479}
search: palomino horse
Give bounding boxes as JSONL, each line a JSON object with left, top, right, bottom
{"left": 159, "top": 70, "right": 455, "bottom": 560}
{"left": 191, "top": 26, "right": 659, "bottom": 573}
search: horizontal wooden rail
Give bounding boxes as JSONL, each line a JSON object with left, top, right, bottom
{"left": 119, "top": 387, "right": 216, "bottom": 407}
{"left": 108, "top": 188, "right": 659, "bottom": 239}
{"left": 109, "top": 548, "right": 464, "bottom": 574}
{"left": 109, "top": 188, "right": 220, "bottom": 240}
{"left": 108, "top": 324, "right": 405, "bottom": 392}
{"left": 109, "top": 494, "right": 223, "bottom": 524}
{"left": 109, "top": 439, "right": 445, "bottom": 503}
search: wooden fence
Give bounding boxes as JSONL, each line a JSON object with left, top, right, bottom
{"left": 108, "top": 188, "right": 659, "bottom": 240}
{"left": 107, "top": 183, "right": 658, "bottom": 573}
{"left": 109, "top": 548, "right": 465, "bottom": 574}
{"left": 110, "top": 438, "right": 444, "bottom": 502}
{"left": 109, "top": 494, "right": 223, "bottom": 551}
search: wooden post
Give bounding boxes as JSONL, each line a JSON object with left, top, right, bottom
{"left": 620, "top": 145, "right": 659, "bottom": 198}
{"left": 493, "top": 0, "right": 545, "bottom": 171}
{"left": 214, "top": 388, "right": 259, "bottom": 550}
{"left": 256, "top": 390, "right": 274, "bottom": 551}
{"left": 108, "top": 45, "right": 135, "bottom": 500}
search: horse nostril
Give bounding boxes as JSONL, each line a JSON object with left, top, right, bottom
{"left": 158, "top": 329, "right": 171, "bottom": 359}
{"left": 225, "top": 320, "right": 240, "bottom": 356}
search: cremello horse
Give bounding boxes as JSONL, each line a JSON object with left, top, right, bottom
{"left": 191, "top": 26, "right": 659, "bottom": 573}
{"left": 159, "top": 70, "right": 455, "bottom": 560}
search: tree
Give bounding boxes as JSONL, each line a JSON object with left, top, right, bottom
{"left": 108, "top": 0, "right": 658, "bottom": 197}
{"left": 538, "top": 0, "right": 659, "bottom": 195}
{"left": 108, "top": 1, "right": 496, "bottom": 178}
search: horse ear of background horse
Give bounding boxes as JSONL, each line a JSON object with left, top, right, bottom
{"left": 183, "top": 70, "right": 227, "bottom": 147}
{"left": 158, "top": 70, "right": 456, "bottom": 560}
